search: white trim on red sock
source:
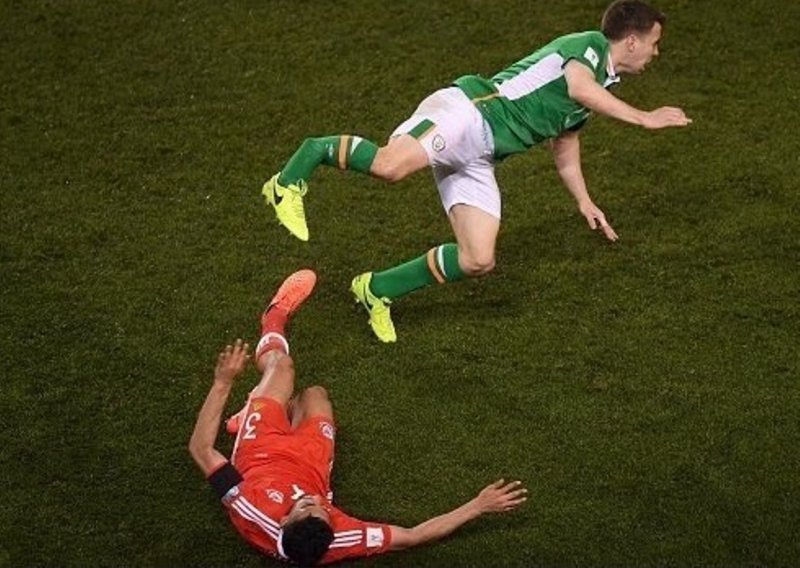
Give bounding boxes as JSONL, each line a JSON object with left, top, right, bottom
{"left": 255, "top": 332, "right": 289, "bottom": 359}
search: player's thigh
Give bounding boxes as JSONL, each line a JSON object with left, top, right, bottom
{"left": 388, "top": 87, "right": 487, "bottom": 172}
{"left": 231, "top": 398, "right": 291, "bottom": 470}
{"left": 437, "top": 162, "right": 501, "bottom": 268}
{"left": 371, "top": 135, "right": 429, "bottom": 182}
{"left": 295, "top": 422, "right": 336, "bottom": 489}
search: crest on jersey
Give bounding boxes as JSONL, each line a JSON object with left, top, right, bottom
{"left": 432, "top": 134, "right": 446, "bottom": 152}
{"left": 583, "top": 47, "right": 599, "bottom": 69}
{"left": 266, "top": 489, "right": 284, "bottom": 504}
{"left": 366, "top": 527, "right": 385, "bottom": 548}
{"left": 319, "top": 422, "right": 335, "bottom": 441}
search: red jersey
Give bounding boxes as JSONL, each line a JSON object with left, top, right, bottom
{"left": 212, "top": 397, "right": 392, "bottom": 564}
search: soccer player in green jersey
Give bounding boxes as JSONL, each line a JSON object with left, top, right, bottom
{"left": 262, "top": 0, "right": 691, "bottom": 343}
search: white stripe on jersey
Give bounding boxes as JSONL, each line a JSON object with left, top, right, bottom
{"left": 497, "top": 53, "right": 564, "bottom": 101}
{"left": 276, "top": 528, "right": 288, "bottom": 559}
{"left": 332, "top": 535, "right": 363, "bottom": 542}
{"left": 330, "top": 529, "right": 363, "bottom": 548}
{"left": 231, "top": 501, "right": 279, "bottom": 540}
{"left": 230, "top": 497, "right": 281, "bottom": 540}
{"left": 238, "top": 497, "right": 281, "bottom": 532}
{"left": 330, "top": 538, "right": 364, "bottom": 549}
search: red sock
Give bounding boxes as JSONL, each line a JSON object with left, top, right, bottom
{"left": 261, "top": 305, "right": 289, "bottom": 336}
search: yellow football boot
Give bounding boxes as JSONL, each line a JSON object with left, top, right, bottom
{"left": 262, "top": 173, "right": 309, "bottom": 242}
{"left": 350, "top": 272, "right": 397, "bottom": 343}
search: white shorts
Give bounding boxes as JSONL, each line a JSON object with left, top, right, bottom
{"left": 391, "top": 87, "right": 501, "bottom": 219}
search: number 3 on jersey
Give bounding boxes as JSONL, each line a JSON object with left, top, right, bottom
{"left": 243, "top": 411, "right": 261, "bottom": 440}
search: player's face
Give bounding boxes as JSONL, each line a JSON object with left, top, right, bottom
{"left": 284, "top": 494, "right": 331, "bottom": 525}
{"left": 628, "top": 22, "right": 662, "bottom": 73}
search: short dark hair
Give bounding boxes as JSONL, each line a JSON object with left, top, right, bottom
{"left": 601, "top": 0, "right": 666, "bottom": 40}
{"left": 281, "top": 517, "right": 334, "bottom": 566}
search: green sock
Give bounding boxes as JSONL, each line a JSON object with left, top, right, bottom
{"left": 371, "top": 243, "right": 466, "bottom": 299}
{"left": 279, "top": 135, "right": 378, "bottom": 186}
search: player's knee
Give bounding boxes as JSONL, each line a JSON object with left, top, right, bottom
{"left": 460, "top": 253, "right": 495, "bottom": 276}
{"left": 371, "top": 150, "right": 406, "bottom": 183}
{"left": 303, "top": 385, "right": 329, "bottom": 401}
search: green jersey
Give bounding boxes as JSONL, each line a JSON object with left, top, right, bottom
{"left": 454, "top": 31, "right": 619, "bottom": 159}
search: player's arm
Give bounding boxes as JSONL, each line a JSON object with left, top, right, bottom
{"left": 388, "top": 479, "right": 527, "bottom": 551}
{"left": 564, "top": 59, "right": 691, "bottom": 129}
{"left": 189, "top": 339, "right": 250, "bottom": 476}
{"left": 550, "top": 130, "right": 618, "bottom": 242}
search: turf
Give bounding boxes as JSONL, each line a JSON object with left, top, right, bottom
{"left": 1, "top": 0, "right": 798, "bottom": 566}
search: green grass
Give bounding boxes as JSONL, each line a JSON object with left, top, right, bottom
{"left": 2, "top": 0, "right": 799, "bottom": 566}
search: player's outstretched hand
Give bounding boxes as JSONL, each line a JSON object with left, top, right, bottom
{"left": 214, "top": 338, "right": 250, "bottom": 385}
{"left": 642, "top": 106, "right": 692, "bottom": 129}
{"left": 475, "top": 479, "right": 528, "bottom": 514}
{"left": 579, "top": 200, "right": 619, "bottom": 242}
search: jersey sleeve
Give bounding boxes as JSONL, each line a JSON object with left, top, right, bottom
{"left": 321, "top": 509, "right": 393, "bottom": 563}
{"left": 557, "top": 33, "right": 606, "bottom": 75}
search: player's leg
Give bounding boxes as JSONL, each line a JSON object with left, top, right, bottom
{"left": 447, "top": 203, "right": 500, "bottom": 277}
{"left": 266, "top": 133, "right": 426, "bottom": 234}
{"left": 225, "top": 270, "right": 317, "bottom": 434}
{"left": 371, "top": 86, "right": 469, "bottom": 184}
{"left": 224, "top": 344, "right": 294, "bottom": 437}
{"left": 350, "top": 198, "right": 497, "bottom": 344}
{"left": 436, "top": 154, "right": 501, "bottom": 277}
{"left": 352, "top": 88, "right": 493, "bottom": 342}
{"left": 370, "top": 134, "right": 429, "bottom": 183}
{"left": 290, "top": 386, "right": 338, "bottom": 492}
{"left": 350, "top": 239, "right": 467, "bottom": 343}
{"left": 264, "top": 88, "right": 462, "bottom": 241}
{"left": 249, "top": 352, "right": 292, "bottom": 401}
{"left": 228, "top": 351, "right": 295, "bottom": 468}
{"left": 263, "top": 135, "right": 380, "bottom": 241}
{"left": 352, "top": 133, "right": 499, "bottom": 343}
{"left": 282, "top": 135, "right": 381, "bottom": 185}
{"left": 290, "top": 386, "right": 334, "bottom": 429}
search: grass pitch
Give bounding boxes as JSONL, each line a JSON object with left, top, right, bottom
{"left": 1, "top": 0, "right": 798, "bottom": 566}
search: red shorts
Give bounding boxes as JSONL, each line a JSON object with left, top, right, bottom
{"left": 231, "top": 397, "right": 336, "bottom": 489}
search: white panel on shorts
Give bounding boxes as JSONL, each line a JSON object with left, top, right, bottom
{"left": 392, "top": 87, "right": 501, "bottom": 219}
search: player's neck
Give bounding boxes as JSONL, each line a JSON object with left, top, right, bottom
{"left": 608, "top": 41, "right": 633, "bottom": 75}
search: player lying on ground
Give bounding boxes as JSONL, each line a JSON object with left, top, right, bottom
{"left": 261, "top": 0, "right": 691, "bottom": 343}
{"left": 189, "top": 270, "right": 527, "bottom": 565}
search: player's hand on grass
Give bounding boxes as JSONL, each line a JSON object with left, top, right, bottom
{"left": 579, "top": 200, "right": 619, "bottom": 242}
{"left": 642, "top": 106, "right": 692, "bottom": 129}
{"left": 475, "top": 479, "right": 528, "bottom": 514}
{"left": 214, "top": 339, "right": 250, "bottom": 385}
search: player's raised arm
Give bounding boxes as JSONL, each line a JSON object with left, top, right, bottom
{"left": 564, "top": 60, "right": 691, "bottom": 129}
{"left": 388, "top": 479, "right": 527, "bottom": 551}
{"left": 189, "top": 339, "right": 250, "bottom": 476}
